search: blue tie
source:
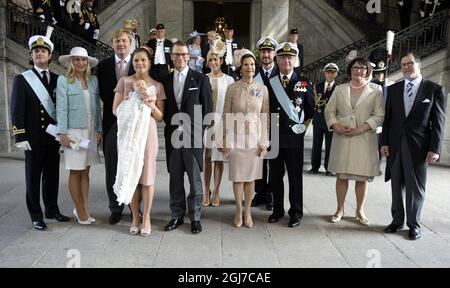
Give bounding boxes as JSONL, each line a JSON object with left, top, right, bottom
{"left": 407, "top": 82, "right": 414, "bottom": 98}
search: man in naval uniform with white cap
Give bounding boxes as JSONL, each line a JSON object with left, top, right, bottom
{"left": 10, "top": 33, "right": 69, "bottom": 231}
{"left": 267, "top": 42, "right": 314, "bottom": 228}
{"left": 252, "top": 36, "right": 279, "bottom": 211}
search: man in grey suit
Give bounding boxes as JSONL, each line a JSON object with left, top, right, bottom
{"left": 381, "top": 52, "right": 446, "bottom": 240}
{"left": 161, "top": 41, "right": 212, "bottom": 234}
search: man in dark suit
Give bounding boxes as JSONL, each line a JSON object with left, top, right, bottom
{"left": 252, "top": 36, "right": 279, "bottom": 211}
{"left": 222, "top": 24, "right": 239, "bottom": 80}
{"left": 97, "top": 28, "right": 135, "bottom": 225}
{"left": 288, "top": 28, "right": 304, "bottom": 75}
{"left": 381, "top": 52, "right": 446, "bottom": 240}
{"left": 10, "top": 34, "right": 69, "bottom": 231}
{"left": 162, "top": 41, "right": 212, "bottom": 234}
{"left": 267, "top": 42, "right": 314, "bottom": 228}
{"left": 309, "top": 63, "right": 338, "bottom": 175}
{"left": 145, "top": 23, "right": 172, "bottom": 82}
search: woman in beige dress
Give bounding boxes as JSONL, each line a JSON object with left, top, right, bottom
{"left": 113, "top": 47, "right": 166, "bottom": 236}
{"left": 221, "top": 50, "right": 269, "bottom": 228}
{"left": 325, "top": 57, "right": 384, "bottom": 226}
{"left": 203, "top": 40, "right": 234, "bottom": 208}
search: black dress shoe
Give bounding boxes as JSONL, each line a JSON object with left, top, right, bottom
{"left": 165, "top": 217, "right": 184, "bottom": 231}
{"left": 383, "top": 223, "right": 403, "bottom": 233}
{"left": 32, "top": 220, "right": 47, "bottom": 231}
{"left": 288, "top": 216, "right": 300, "bottom": 228}
{"left": 266, "top": 202, "right": 273, "bottom": 211}
{"left": 109, "top": 213, "right": 123, "bottom": 225}
{"left": 46, "top": 212, "right": 70, "bottom": 222}
{"left": 191, "top": 221, "right": 202, "bottom": 234}
{"left": 308, "top": 169, "right": 319, "bottom": 174}
{"left": 408, "top": 228, "right": 421, "bottom": 240}
{"left": 325, "top": 171, "right": 335, "bottom": 176}
{"left": 268, "top": 213, "right": 282, "bottom": 223}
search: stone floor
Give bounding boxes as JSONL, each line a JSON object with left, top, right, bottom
{"left": 0, "top": 153, "right": 450, "bottom": 268}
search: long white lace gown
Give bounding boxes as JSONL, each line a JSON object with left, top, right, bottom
{"left": 63, "top": 89, "right": 100, "bottom": 170}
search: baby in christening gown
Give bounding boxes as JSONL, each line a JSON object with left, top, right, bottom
{"left": 114, "top": 80, "right": 156, "bottom": 205}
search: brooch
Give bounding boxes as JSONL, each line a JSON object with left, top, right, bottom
{"left": 252, "top": 88, "right": 262, "bottom": 97}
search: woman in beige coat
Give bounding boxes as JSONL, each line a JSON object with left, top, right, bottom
{"left": 221, "top": 50, "right": 269, "bottom": 228}
{"left": 325, "top": 57, "right": 384, "bottom": 226}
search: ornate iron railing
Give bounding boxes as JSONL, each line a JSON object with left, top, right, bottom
{"left": 6, "top": 1, "right": 114, "bottom": 62}
{"left": 303, "top": 9, "right": 448, "bottom": 83}
{"left": 95, "top": 0, "right": 117, "bottom": 14}
{"left": 325, "top": 0, "right": 386, "bottom": 41}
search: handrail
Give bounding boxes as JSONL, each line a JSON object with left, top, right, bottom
{"left": 6, "top": 1, "right": 114, "bottom": 62}
{"left": 303, "top": 9, "right": 448, "bottom": 83}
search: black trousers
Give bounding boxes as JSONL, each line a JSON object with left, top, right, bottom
{"left": 311, "top": 125, "right": 332, "bottom": 171}
{"left": 151, "top": 64, "right": 170, "bottom": 82}
{"left": 254, "top": 159, "right": 272, "bottom": 203}
{"left": 24, "top": 143, "right": 60, "bottom": 221}
{"left": 103, "top": 122, "right": 124, "bottom": 214}
{"left": 270, "top": 148, "right": 304, "bottom": 218}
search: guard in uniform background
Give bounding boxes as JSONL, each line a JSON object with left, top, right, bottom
{"left": 309, "top": 63, "right": 338, "bottom": 176}
{"left": 33, "top": 0, "right": 57, "bottom": 25}
{"left": 145, "top": 23, "right": 173, "bottom": 82}
{"left": 222, "top": 24, "right": 239, "bottom": 81}
{"left": 79, "top": 0, "right": 100, "bottom": 44}
{"left": 267, "top": 42, "right": 314, "bottom": 228}
{"left": 288, "top": 28, "right": 304, "bottom": 75}
{"left": 252, "top": 36, "right": 279, "bottom": 211}
{"left": 10, "top": 33, "right": 69, "bottom": 231}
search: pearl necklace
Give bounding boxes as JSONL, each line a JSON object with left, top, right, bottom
{"left": 349, "top": 81, "right": 367, "bottom": 89}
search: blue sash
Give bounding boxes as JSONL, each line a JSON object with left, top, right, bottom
{"left": 254, "top": 73, "right": 264, "bottom": 85}
{"left": 22, "top": 70, "right": 56, "bottom": 121}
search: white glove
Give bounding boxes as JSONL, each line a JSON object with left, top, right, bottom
{"left": 93, "top": 29, "right": 99, "bottom": 40}
{"left": 60, "top": 0, "right": 66, "bottom": 6}
{"left": 16, "top": 141, "right": 32, "bottom": 151}
{"left": 84, "top": 23, "right": 90, "bottom": 30}
{"left": 39, "top": 14, "right": 45, "bottom": 22}
{"left": 52, "top": 17, "right": 58, "bottom": 25}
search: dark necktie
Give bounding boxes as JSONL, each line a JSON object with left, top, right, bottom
{"left": 42, "top": 71, "right": 49, "bottom": 87}
{"left": 282, "top": 75, "right": 289, "bottom": 88}
{"left": 326, "top": 83, "right": 331, "bottom": 93}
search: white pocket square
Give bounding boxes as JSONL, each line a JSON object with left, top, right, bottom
{"left": 422, "top": 99, "right": 431, "bottom": 103}
{"left": 188, "top": 87, "right": 199, "bottom": 91}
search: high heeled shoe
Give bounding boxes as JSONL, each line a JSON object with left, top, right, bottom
{"left": 202, "top": 190, "right": 212, "bottom": 207}
{"left": 141, "top": 227, "right": 151, "bottom": 237}
{"left": 73, "top": 208, "right": 92, "bottom": 225}
{"left": 330, "top": 212, "right": 344, "bottom": 223}
{"left": 233, "top": 210, "right": 243, "bottom": 228}
{"left": 130, "top": 226, "right": 140, "bottom": 235}
{"left": 243, "top": 213, "right": 253, "bottom": 228}
{"left": 87, "top": 216, "right": 96, "bottom": 222}
{"left": 356, "top": 216, "right": 370, "bottom": 226}
{"left": 212, "top": 194, "right": 220, "bottom": 207}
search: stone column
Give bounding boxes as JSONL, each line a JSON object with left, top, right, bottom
{"left": 156, "top": 0, "right": 183, "bottom": 41}
{"left": 0, "top": 0, "right": 12, "bottom": 152}
{"left": 440, "top": 9, "right": 450, "bottom": 165}
{"left": 261, "top": 0, "right": 289, "bottom": 43}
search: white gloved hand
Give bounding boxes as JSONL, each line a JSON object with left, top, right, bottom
{"left": 16, "top": 141, "right": 32, "bottom": 151}
{"left": 84, "top": 23, "right": 90, "bottom": 30}
{"left": 93, "top": 29, "right": 99, "bottom": 40}
{"left": 60, "top": 0, "right": 66, "bottom": 6}
{"left": 52, "top": 17, "right": 58, "bottom": 25}
{"left": 39, "top": 14, "right": 45, "bottom": 22}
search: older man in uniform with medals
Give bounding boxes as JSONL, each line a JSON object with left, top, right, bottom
{"left": 267, "top": 42, "right": 314, "bottom": 228}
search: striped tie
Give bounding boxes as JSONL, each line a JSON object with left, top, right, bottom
{"left": 407, "top": 82, "right": 414, "bottom": 98}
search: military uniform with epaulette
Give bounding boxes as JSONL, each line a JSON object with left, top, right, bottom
{"left": 267, "top": 42, "right": 315, "bottom": 228}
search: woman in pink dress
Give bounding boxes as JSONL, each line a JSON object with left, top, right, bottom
{"left": 113, "top": 47, "right": 166, "bottom": 236}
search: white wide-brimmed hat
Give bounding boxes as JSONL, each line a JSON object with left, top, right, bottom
{"left": 58, "top": 47, "right": 99, "bottom": 68}
{"left": 187, "top": 31, "right": 205, "bottom": 43}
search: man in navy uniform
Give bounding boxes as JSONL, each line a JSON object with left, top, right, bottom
{"left": 309, "top": 63, "right": 338, "bottom": 176}
{"left": 145, "top": 23, "right": 173, "bottom": 82}
{"left": 252, "top": 36, "right": 279, "bottom": 211}
{"left": 288, "top": 28, "right": 304, "bottom": 75}
{"left": 10, "top": 34, "right": 69, "bottom": 231}
{"left": 222, "top": 24, "right": 239, "bottom": 80}
{"left": 267, "top": 42, "right": 314, "bottom": 228}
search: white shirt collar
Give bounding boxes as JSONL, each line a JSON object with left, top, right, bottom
{"left": 263, "top": 65, "right": 274, "bottom": 75}
{"left": 175, "top": 65, "right": 189, "bottom": 78}
{"left": 281, "top": 71, "right": 294, "bottom": 80}
{"left": 115, "top": 54, "right": 131, "bottom": 65}
{"left": 34, "top": 65, "right": 49, "bottom": 75}
{"left": 405, "top": 75, "right": 423, "bottom": 87}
